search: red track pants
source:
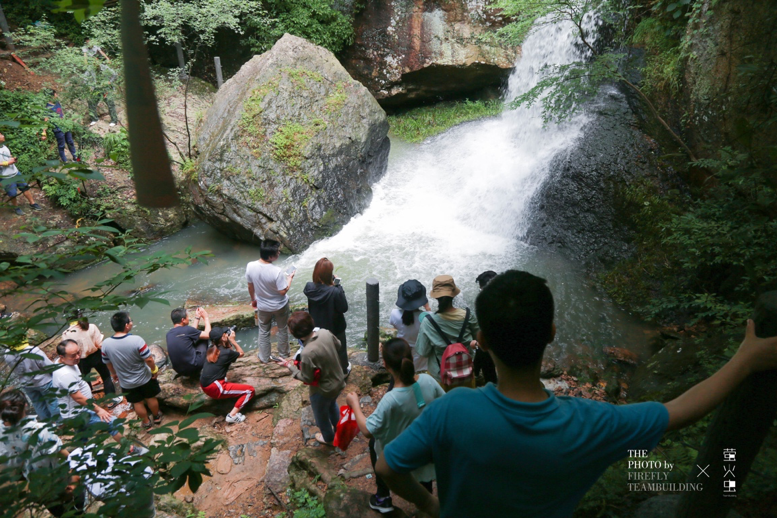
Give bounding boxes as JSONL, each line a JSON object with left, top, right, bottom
{"left": 201, "top": 380, "right": 255, "bottom": 410}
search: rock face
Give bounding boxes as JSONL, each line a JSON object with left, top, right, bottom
{"left": 340, "top": 0, "right": 519, "bottom": 109}
{"left": 523, "top": 86, "right": 661, "bottom": 269}
{"left": 192, "top": 34, "right": 390, "bottom": 253}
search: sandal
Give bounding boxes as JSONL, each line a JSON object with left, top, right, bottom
{"left": 153, "top": 412, "right": 163, "bottom": 425}
{"left": 314, "top": 433, "right": 333, "bottom": 446}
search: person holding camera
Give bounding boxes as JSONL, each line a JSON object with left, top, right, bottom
{"left": 200, "top": 327, "right": 255, "bottom": 424}
{"left": 304, "top": 257, "right": 350, "bottom": 376}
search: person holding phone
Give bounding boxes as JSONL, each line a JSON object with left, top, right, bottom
{"left": 303, "top": 258, "right": 350, "bottom": 376}
{"left": 200, "top": 327, "right": 255, "bottom": 424}
{"left": 246, "top": 240, "right": 294, "bottom": 363}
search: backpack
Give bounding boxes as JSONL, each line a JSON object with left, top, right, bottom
{"left": 426, "top": 308, "right": 474, "bottom": 389}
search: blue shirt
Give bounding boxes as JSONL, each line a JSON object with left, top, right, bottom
{"left": 383, "top": 384, "right": 669, "bottom": 517}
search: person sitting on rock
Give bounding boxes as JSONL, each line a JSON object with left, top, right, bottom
{"left": 199, "top": 327, "right": 254, "bottom": 424}
{"left": 166, "top": 307, "right": 211, "bottom": 377}
{"left": 280, "top": 311, "right": 345, "bottom": 446}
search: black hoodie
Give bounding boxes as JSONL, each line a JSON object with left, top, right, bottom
{"left": 303, "top": 282, "right": 348, "bottom": 336}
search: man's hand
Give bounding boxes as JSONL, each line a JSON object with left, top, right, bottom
{"left": 111, "top": 374, "right": 119, "bottom": 384}
{"left": 734, "top": 319, "right": 777, "bottom": 373}
{"left": 345, "top": 392, "right": 360, "bottom": 409}
{"left": 251, "top": 300, "right": 257, "bottom": 308}
{"left": 95, "top": 407, "right": 113, "bottom": 423}
{"left": 7, "top": 157, "right": 16, "bottom": 165}
{"left": 151, "top": 370, "right": 158, "bottom": 380}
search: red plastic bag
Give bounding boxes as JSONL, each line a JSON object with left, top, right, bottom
{"left": 333, "top": 405, "right": 359, "bottom": 450}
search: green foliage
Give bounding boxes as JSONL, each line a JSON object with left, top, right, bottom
{"left": 248, "top": 187, "right": 266, "bottom": 203}
{"left": 287, "top": 487, "right": 326, "bottom": 518}
{"left": 603, "top": 148, "right": 777, "bottom": 328}
{"left": 630, "top": 17, "right": 683, "bottom": 96}
{"left": 41, "top": 178, "right": 114, "bottom": 220}
{"left": 388, "top": 100, "right": 504, "bottom": 142}
{"left": 491, "top": 0, "right": 554, "bottom": 46}
{"left": 3, "top": 0, "right": 85, "bottom": 42}
{"left": 245, "top": 0, "right": 356, "bottom": 54}
{"left": 104, "top": 127, "right": 132, "bottom": 170}
{"left": 0, "top": 90, "right": 51, "bottom": 175}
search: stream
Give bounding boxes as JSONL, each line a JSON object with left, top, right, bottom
{"left": 60, "top": 19, "right": 653, "bottom": 371}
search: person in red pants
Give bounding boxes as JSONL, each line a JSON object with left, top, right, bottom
{"left": 200, "top": 327, "right": 255, "bottom": 424}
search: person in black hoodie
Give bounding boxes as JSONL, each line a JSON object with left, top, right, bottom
{"left": 303, "top": 258, "right": 350, "bottom": 376}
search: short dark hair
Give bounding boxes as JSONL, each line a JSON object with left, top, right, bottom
{"left": 288, "top": 311, "right": 314, "bottom": 339}
{"left": 57, "top": 339, "right": 79, "bottom": 357}
{"left": 475, "top": 270, "right": 554, "bottom": 368}
{"left": 259, "top": 240, "right": 281, "bottom": 261}
{"left": 171, "top": 307, "right": 187, "bottom": 324}
{"left": 476, "top": 270, "right": 498, "bottom": 289}
{"left": 0, "top": 389, "right": 27, "bottom": 426}
{"left": 110, "top": 311, "right": 131, "bottom": 332}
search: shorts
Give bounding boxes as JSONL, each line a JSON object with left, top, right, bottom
{"left": 3, "top": 174, "right": 30, "bottom": 198}
{"left": 124, "top": 377, "right": 161, "bottom": 403}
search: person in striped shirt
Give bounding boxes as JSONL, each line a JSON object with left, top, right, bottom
{"left": 101, "top": 312, "right": 162, "bottom": 430}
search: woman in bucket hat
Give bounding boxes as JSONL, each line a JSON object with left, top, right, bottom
{"left": 415, "top": 275, "right": 480, "bottom": 387}
{"left": 389, "top": 280, "right": 431, "bottom": 371}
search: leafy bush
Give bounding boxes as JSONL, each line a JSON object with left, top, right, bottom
{"left": 603, "top": 148, "right": 777, "bottom": 329}
{"left": 287, "top": 487, "right": 326, "bottom": 518}
{"left": 42, "top": 178, "right": 116, "bottom": 220}
{"left": 104, "top": 128, "right": 132, "bottom": 170}
{"left": 388, "top": 100, "right": 504, "bottom": 143}
{"left": 0, "top": 90, "right": 51, "bottom": 174}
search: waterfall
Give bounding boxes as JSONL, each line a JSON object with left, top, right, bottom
{"left": 290, "top": 21, "right": 585, "bottom": 289}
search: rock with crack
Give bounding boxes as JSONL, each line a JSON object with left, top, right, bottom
{"left": 156, "top": 356, "right": 302, "bottom": 413}
{"left": 192, "top": 34, "right": 390, "bottom": 253}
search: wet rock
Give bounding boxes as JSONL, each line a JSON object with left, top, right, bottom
{"left": 540, "top": 359, "right": 563, "bottom": 379}
{"left": 603, "top": 347, "right": 640, "bottom": 365}
{"left": 300, "top": 406, "right": 317, "bottom": 444}
{"left": 149, "top": 344, "right": 168, "bottom": 368}
{"left": 359, "top": 396, "right": 372, "bottom": 406}
{"left": 193, "top": 34, "right": 390, "bottom": 253}
{"left": 341, "top": 0, "right": 518, "bottom": 109}
{"left": 183, "top": 303, "right": 257, "bottom": 330}
{"left": 524, "top": 87, "right": 661, "bottom": 270}
{"left": 156, "top": 356, "right": 302, "bottom": 412}
{"left": 265, "top": 447, "right": 294, "bottom": 493}
{"left": 106, "top": 203, "right": 188, "bottom": 241}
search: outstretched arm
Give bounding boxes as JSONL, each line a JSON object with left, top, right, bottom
{"left": 664, "top": 320, "right": 777, "bottom": 431}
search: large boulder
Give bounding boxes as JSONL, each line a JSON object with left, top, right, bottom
{"left": 192, "top": 34, "right": 390, "bottom": 253}
{"left": 340, "top": 0, "right": 519, "bottom": 109}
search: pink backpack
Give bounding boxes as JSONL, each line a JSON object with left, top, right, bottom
{"left": 426, "top": 308, "right": 474, "bottom": 389}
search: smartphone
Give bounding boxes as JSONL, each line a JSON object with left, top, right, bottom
{"left": 286, "top": 265, "right": 297, "bottom": 275}
{"left": 333, "top": 277, "right": 341, "bottom": 286}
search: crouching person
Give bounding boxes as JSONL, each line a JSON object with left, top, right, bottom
{"left": 200, "top": 327, "right": 254, "bottom": 424}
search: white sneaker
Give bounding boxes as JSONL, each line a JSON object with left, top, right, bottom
{"left": 89, "top": 121, "right": 97, "bottom": 126}
{"left": 109, "top": 122, "right": 116, "bottom": 127}
{"left": 226, "top": 412, "right": 246, "bottom": 424}
{"left": 113, "top": 396, "right": 124, "bottom": 404}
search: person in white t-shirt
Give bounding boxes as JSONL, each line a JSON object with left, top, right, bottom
{"left": 0, "top": 132, "right": 42, "bottom": 216}
{"left": 51, "top": 339, "right": 146, "bottom": 453}
{"left": 246, "top": 240, "right": 295, "bottom": 362}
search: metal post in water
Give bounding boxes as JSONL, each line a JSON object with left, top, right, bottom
{"left": 214, "top": 56, "right": 224, "bottom": 89}
{"left": 676, "top": 291, "right": 777, "bottom": 517}
{"left": 366, "top": 278, "right": 380, "bottom": 363}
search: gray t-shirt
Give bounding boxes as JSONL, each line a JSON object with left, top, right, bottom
{"left": 51, "top": 362, "right": 92, "bottom": 419}
{"left": 1, "top": 346, "right": 54, "bottom": 388}
{"left": 245, "top": 260, "right": 288, "bottom": 312}
{"left": 100, "top": 334, "right": 152, "bottom": 389}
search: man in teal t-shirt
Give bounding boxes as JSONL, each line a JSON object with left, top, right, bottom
{"left": 378, "top": 270, "right": 777, "bottom": 517}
